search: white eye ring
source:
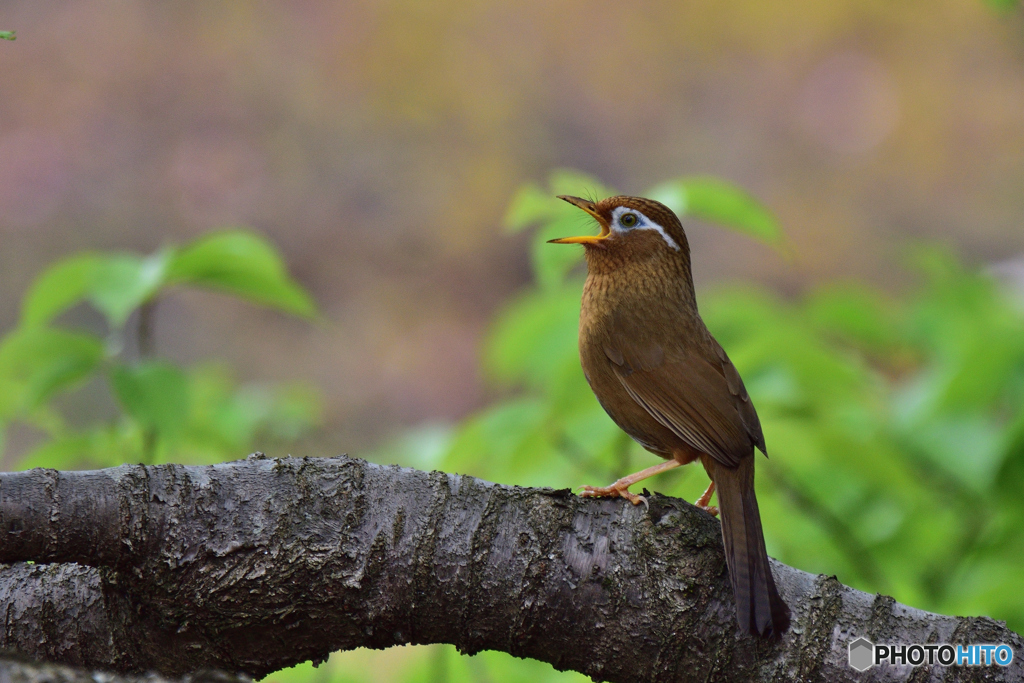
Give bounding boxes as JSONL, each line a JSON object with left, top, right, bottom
{"left": 609, "top": 206, "right": 681, "bottom": 251}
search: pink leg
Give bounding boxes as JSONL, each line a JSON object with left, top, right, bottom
{"left": 695, "top": 480, "right": 718, "bottom": 517}
{"left": 580, "top": 459, "right": 682, "bottom": 506}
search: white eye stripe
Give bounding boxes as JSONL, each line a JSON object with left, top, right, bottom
{"left": 610, "top": 207, "right": 681, "bottom": 251}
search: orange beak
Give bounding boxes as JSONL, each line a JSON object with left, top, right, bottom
{"left": 547, "top": 195, "right": 610, "bottom": 246}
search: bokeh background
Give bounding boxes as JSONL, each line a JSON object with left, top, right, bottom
{"left": 2, "top": 1, "right": 1023, "bottom": 681}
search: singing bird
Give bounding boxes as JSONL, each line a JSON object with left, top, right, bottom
{"left": 549, "top": 194, "right": 790, "bottom": 638}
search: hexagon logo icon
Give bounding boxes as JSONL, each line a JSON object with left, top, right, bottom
{"left": 849, "top": 637, "right": 875, "bottom": 672}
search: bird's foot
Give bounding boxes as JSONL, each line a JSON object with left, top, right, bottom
{"left": 695, "top": 481, "right": 719, "bottom": 517}
{"left": 580, "top": 484, "right": 648, "bottom": 509}
{"left": 576, "top": 460, "right": 683, "bottom": 510}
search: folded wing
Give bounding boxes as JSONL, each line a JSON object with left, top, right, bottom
{"left": 603, "top": 334, "right": 764, "bottom": 468}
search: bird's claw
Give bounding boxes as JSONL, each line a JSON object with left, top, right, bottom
{"left": 694, "top": 481, "right": 718, "bottom": 517}
{"left": 579, "top": 484, "right": 648, "bottom": 510}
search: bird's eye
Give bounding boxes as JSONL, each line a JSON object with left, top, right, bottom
{"left": 620, "top": 213, "right": 638, "bottom": 228}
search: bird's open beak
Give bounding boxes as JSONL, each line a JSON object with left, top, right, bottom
{"left": 548, "top": 195, "right": 610, "bottom": 246}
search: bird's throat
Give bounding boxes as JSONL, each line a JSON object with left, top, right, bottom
{"left": 581, "top": 257, "right": 700, "bottom": 331}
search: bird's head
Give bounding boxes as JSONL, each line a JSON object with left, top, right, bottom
{"left": 549, "top": 195, "right": 690, "bottom": 267}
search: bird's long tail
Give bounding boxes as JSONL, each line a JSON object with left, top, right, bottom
{"left": 703, "top": 454, "right": 790, "bottom": 638}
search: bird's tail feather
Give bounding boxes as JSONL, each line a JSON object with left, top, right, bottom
{"left": 706, "top": 455, "right": 790, "bottom": 638}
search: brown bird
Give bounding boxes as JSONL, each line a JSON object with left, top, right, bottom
{"left": 550, "top": 194, "right": 790, "bottom": 638}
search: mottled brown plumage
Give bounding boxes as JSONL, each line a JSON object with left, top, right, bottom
{"left": 550, "top": 194, "right": 790, "bottom": 639}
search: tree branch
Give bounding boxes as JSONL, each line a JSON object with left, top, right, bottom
{"left": 0, "top": 653, "right": 248, "bottom": 683}
{"left": 0, "top": 455, "right": 1019, "bottom": 682}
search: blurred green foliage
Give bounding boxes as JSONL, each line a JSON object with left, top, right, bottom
{"left": 985, "top": 0, "right": 1021, "bottom": 12}
{"left": 6, "top": 173, "right": 1023, "bottom": 682}
{"left": 0, "top": 229, "right": 321, "bottom": 470}
{"left": 0, "top": 31, "right": 15, "bottom": 41}
{"left": 358, "top": 169, "right": 1024, "bottom": 682}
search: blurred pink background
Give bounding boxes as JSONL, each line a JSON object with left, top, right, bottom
{"left": 1, "top": 0, "right": 1022, "bottom": 459}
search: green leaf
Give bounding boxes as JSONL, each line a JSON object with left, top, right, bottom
{"left": 647, "top": 176, "right": 784, "bottom": 246}
{"left": 21, "top": 250, "right": 171, "bottom": 329}
{"left": 0, "top": 31, "right": 15, "bottom": 41}
{"left": 16, "top": 433, "right": 95, "bottom": 471}
{"left": 508, "top": 170, "right": 615, "bottom": 289}
{"left": 484, "top": 285, "right": 581, "bottom": 390}
{"left": 15, "top": 424, "right": 147, "bottom": 471}
{"left": 805, "top": 284, "right": 903, "bottom": 353}
{"left": 503, "top": 182, "right": 556, "bottom": 232}
{"left": 166, "top": 230, "right": 317, "bottom": 318}
{"left": 504, "top": 169, "right": 613, "bottom": 235}
{"left": 900, "top": 415, "right": 1005, "bottom": 494}
{"left": 20, "top": 254, "right": 103, "bottom": 327}
{"left": 23, "top": 233, "right": 311, "bottom": 329}
{"left": 110, "top": 361, "right": 189, "bottom": 438}
{"left": 0, "top": 327, "right": 105, "bottom": 416}
{"left": 92, "top": 251, "right": 172, "bottom": 328}
{"left": 442, "top": 397, "right": 553, "bottom": 484}
{"left": 373, "top": 423, "right": 454, "bottom": 471}
{"left": 532, "top": 212, "right": 587, "bottom": 290}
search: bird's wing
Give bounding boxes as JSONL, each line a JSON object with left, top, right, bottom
{"left": 604, "top": 333, "right": 764, "bottom": 468}
{"left": 711, "top": 337, "right": 766, "bottom": 456}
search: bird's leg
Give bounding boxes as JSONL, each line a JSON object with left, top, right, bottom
{"left": 695, "top": 480, "right": 719, "bottom": 517}
{"left": 580, "top": 459, "right": 681, "bottom": 507}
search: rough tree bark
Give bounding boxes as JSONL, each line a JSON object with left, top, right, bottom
{"left": 0, "top": 655, "right": 249, "bottom": 683}
{"left": 0, "top": 455, "right": 1019, "bottom": 683}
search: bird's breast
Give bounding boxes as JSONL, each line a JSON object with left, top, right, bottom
{"left": 579, "top": 271, "right": 706, "bottom": 351}
{"left": 577, "top": 271, "right": 708, "bottom": 458}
